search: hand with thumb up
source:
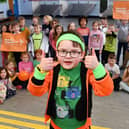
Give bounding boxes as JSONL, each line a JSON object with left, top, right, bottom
{"left": 38, "top": 52, "right": 54, "bottom": 72}
{"left": 84, "top": 48, "right": 99, "bottom": 70}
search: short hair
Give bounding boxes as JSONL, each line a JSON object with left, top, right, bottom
{"left": 4, "top": 60, "right": 15, "bottom": 67}
{"left": 21, "top": 52, "right": 29, "bottom": 58}
{"left": 18, "top": 16, "right": 25, "bottom": 22}
{"left": 108, "top": 53, "right": 116, "bottom": 59}
{"left": 35, "top": 49, "right": 42, "bottom": 55}
{"left": 33, "top": 24, "right": 41, "bottom": 28}
{"left": 92, "top": 21, "right": 98, "bottom": 26}
{"left": 12, "top": 22, "right": 19, "bottom": 27}
{"left": 32, "top": 16, "right": 40, "bottom": 20}
{"left": 78, "top": 16, "right": 88, "bottom": 26}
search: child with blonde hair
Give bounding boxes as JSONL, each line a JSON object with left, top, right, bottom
{"left": 28, "top": 24, "right": 49, "bottom": 58}
{"left": 18, "top": 52, "right": 33, "bottom": 89}
{"left": 42, "top": 15, "right": 53, "bottom": 37}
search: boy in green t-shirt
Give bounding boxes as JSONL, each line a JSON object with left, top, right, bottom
{"left": 103, "top": 24, "right": 117, "bottom": 64}
{"left": 28, "top": 31, "right": 113, "bottom": 129}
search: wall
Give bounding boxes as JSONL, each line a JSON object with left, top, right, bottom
{"left": 18, "top": 0, "right": 32, "bottom": 15}
{"left": 0, "top": 0, "right": 9, "bottom": 18}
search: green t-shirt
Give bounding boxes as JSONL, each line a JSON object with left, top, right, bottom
{"left": 33, "top": 62, "right": 106, "bottom": 129}
{"left": 53, "top": 63, "right": 86, "bottom": 128}
{"left": 32, "top": 32, "right": 43, "bottom": 51}
{"left": 33, "top": 59, "right": 40, "bottom": 68}
{"left": 104, "top": 32, "right": 117, "bottom": 52}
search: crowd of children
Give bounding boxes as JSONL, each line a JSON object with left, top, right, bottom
{"left": 0, "top": 15, "right": 129, "bottom": 104}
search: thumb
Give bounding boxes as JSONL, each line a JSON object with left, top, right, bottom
{"left": 91, "top": 48, "right": 96, "bottom": 56}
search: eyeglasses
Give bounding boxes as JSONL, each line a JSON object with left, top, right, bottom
{"left": 57, "top": 49, "right": 81, "bottom": 58}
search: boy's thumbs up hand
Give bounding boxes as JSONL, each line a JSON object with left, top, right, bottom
{"left": 39, "top": 53, "right": 54, "bottom": 72}
{"left": 84, "top": 48, "right": 99, "bottom": 70}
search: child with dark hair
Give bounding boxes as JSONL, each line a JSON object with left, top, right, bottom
{"left": 5, "top": 60, "right": 22, "bottom": 89}
{"left": 105, "top": 54, "right": 121, "bottom": 91}
{"left": 49, "top": 19, "right": 59, "bottom": 57}
{"left": 0, "top": 67, "right": 16, "bottom": 100}
{"left": 51, "top": 24, "right": 64, "bottom": 59}
{"left": 28, "top": 31, "right": 113, "bottom": 129}
{"left": 77, "top": 16, "right": 90, "bottom": 53}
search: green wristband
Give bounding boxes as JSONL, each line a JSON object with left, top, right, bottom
{"left": 34, "top": 67, "right": 47, "bottom": 80}
{"left": 93, "top": 63, "right": 106, "bottom": 79}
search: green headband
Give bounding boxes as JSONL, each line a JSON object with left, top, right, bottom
{"left": 56, "top": 33, "right": 85, "bottom": 51}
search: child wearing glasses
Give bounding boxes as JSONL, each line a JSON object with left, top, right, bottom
{"left": 28, "top": 31, "right": 113, "bottom": 129}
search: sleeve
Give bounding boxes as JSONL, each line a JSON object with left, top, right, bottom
{"left": 30, "top": 62, "right": 34, "bottom": 72}
{"left": 27, "top": 69, "right": 52, "bottom": 97}
{"left": 42, "top": 33, "right": 49, "bottom": 53}
{"left": 88, "top": 70, "right": 114, "bottom": 96}
{"left": 115, "top": 65, "right": 120, "bottom": 74}
{"left": 100, "top": 32, "right": 104, "bottom": 50}
{"left": 104, "top": 64, "right": 109, "bottom": 70}
{"left": 18, "top": 62, "right": 23, "bottom": 72}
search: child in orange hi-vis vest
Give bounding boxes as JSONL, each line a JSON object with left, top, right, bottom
{"left": 28, "top": 31, "right": 114, "bottom": 129}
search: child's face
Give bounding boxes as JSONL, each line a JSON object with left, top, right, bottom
{"left": 33, "top": 18, "right": 39, "bottom": 25}
{"left": 101, "top": 19, "right": 107, "bottom": 25}
{"left": 69, "top": 23, "right": 76, "bottom": 31}
{"left": 108, "top": 58, "right": 116, "bottom": 65}
{"left": 34, "top": 26, "right": 41, "bottom": 34}
{"left": 9, "top": 25, "right": 13, "bottom": 33}
{"left": 109, "top": 25, "right": 115, "bottom": 31}
{"left": 36, "top": 53, "right": 42, "bottom": 60}
{"left": 13, "top": 25, "right": 20, "bottom": 33}
{"left": 19, "top": 19, "right": 25, "bottom": 27}
{"left": 7, "top": 62, "right": 15, "bottom": 70}
{"left": 80, "top": 18, "right": 87, "bottom": 28}
{"left": 2, "top": 25, "right": 7, "bottom": 32}
{"left": 92, "top": 23, "right": 98, "bottom": 30}
{"left": 43, "top": 17, "right": 49, "bottom": 24}
{"left": 56, "top": 26, "right": 63, "bottom": 35}
{"left": 52, "top": 21, "right": 58, "bottom": 28}
{"left": 21, "top": 54, "right": 29, "bottom": 62}
{"left": 0, "top": 69, "right": 7, "bottom": 79}
{"left": 56, "top": 40, "right": 84, "bottom": 69}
